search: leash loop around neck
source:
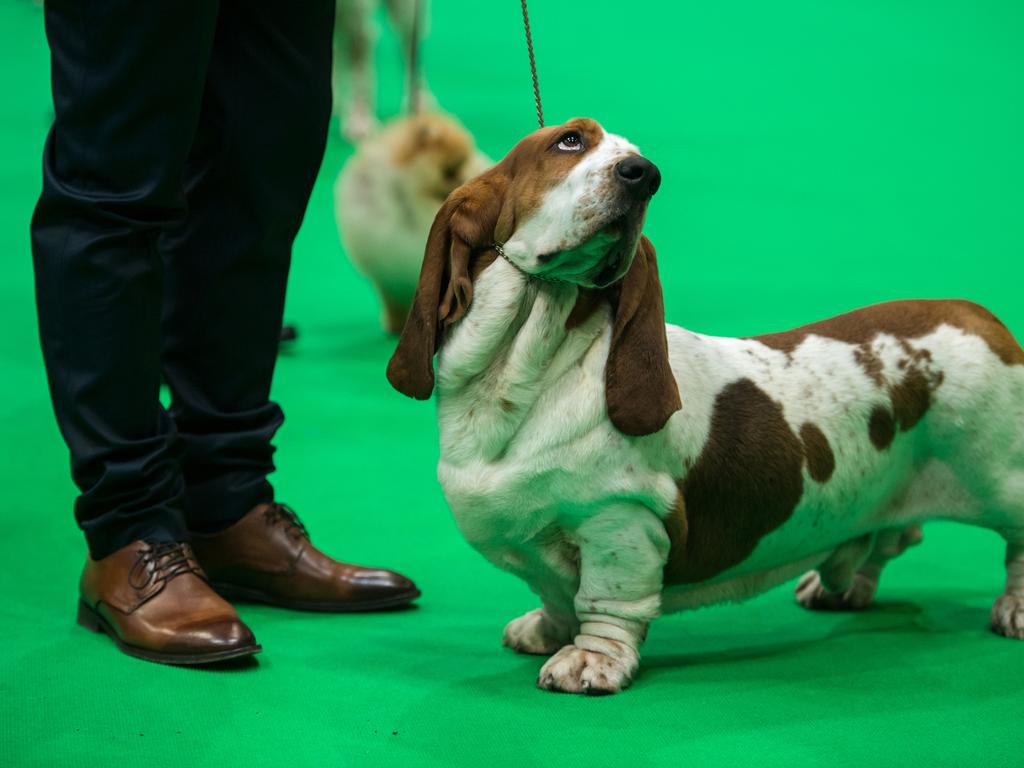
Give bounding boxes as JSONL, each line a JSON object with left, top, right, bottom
{"left": 493, "top": 242, "right": 564, "bottom": 284}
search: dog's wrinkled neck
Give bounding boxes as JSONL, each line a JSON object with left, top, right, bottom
{"left": 435, "top": 259, "right": 608, "bottom": 465}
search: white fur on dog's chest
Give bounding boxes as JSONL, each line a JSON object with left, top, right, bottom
{"left": 434, "top": 261, "right": 678, "bottom": 565}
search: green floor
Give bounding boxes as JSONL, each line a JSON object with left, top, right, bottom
{"left": 2, "top": 1, "right": 1023, "bottom": 766}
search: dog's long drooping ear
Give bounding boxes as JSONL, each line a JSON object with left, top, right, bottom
{"left": 605, "top": 235, "right": 682, "bottom": 435}
{"left": 386, "top": 170, "right": 509, "bottom": 399}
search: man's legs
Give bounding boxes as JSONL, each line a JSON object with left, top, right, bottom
{"left": 163, "top": 0, "right": 419, "bottom": 610}
{"left": 159, "top": 0, "right": 335, "bottom": 533}
{"left": 32, "top": 0, "right": 260, "bottom": 662}
{"left": 32, "top": 0, "right": 219, "bottom": 558}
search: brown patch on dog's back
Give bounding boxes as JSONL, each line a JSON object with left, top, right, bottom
{"left": 664, "top": 379, "right": 805, "bottom": 585}
{"left": 800, "top": 423, "right": 835, "bottom": 483}
{"left": 752, "top": 300, "right": 1014, "bottom": 452}
{"left": 751, "top": 299, "right": 1024, "bottom": 367}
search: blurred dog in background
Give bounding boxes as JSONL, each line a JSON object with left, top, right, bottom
{"left": 335, "top": 113, "right": 491, "bottom": 333}
{"left": 334, "top": 0, "right": 433, "bottom": 141}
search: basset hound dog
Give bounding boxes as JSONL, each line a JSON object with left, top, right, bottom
{"left": 387, "top": 117, "right": 1024, "bottom": 694}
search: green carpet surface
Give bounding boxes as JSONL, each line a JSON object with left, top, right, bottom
{"left": 2, "top": 1, "right": 1023, "bottom": 766}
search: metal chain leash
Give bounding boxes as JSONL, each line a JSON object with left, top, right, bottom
{"left": 520, "top": 0, "right": 543, "bottom": 128}
{"left": 408, "top": 1, "right": 542, "bottom": 127}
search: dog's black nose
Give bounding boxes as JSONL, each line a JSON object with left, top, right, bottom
{"left": 615, "top": 156, "right": 661, "bottom": 198}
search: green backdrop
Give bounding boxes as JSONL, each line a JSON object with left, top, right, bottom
{"left": 1, "top": 1, "right": 1022, "bottom": 766}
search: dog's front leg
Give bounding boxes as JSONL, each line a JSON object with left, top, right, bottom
{"left": 537, "top": 506, "right": 669, "bottom": 695}
{"left": 503, "top": 604, "right": 577, "bottom": 655}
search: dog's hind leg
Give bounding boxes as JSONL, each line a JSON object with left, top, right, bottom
{"left": 991, "top": 531, "right": 1024, "bottom": 639}
{"left": 536, "top": 505, "right": 669, "bottom": 695}
{"left": 796, "top": 525, "right": 923, "bottom": 611}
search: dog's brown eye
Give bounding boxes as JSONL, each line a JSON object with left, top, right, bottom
{"left": 556, "top": 132, "right": 584, "bottom": 152}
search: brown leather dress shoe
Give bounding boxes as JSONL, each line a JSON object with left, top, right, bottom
{"left": 190, "top": 503, "right": 421, "bottom": 612}
{"left": 78, "top": 541, "right": 261, "bottom": 665}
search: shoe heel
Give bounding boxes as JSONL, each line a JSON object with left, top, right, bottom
{"left": 76, "top": 600, "right": 104, "bottom": 633}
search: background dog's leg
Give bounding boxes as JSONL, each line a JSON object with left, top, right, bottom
{"left": 334, "top": 0, "right": 379, "bottom": 140}
{"left": 991, "top": 532, "right": 1024, "bottom": 639}
{"left": 796, "top": 525, "right": 923, "bottom": 611}
{"left": 384, "top": 0, "right": 434, "bottom": 111}
{"left": 503, "top": 605, "right": 577, "bottom": 656}
{"left": 537, "top": 506, "right": 669, "bottom": 695}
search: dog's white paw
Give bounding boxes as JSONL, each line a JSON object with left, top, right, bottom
{"left": 991, "top": 595, "right": 1024, "bottom": 639}
{"left": 503, "top": 608, "right": 573, "bottom": 655}
{"left": 536, "top": 643, "right": 638, "bottom": 695}
{"left": 795, "top": 570, "right": 877, "bottom": 611}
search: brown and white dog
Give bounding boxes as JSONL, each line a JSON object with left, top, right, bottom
{"left": 387, "top": 117, "right": 1024, "bottom": 694}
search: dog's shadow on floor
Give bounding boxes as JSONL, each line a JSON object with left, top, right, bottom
{"left": 641, "top": 598, "right": 991, "bottom": 683}
{"left": 450, "top": 598, "right": 995, "bottom": 697}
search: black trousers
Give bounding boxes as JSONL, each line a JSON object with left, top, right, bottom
{"left": 31, "top": 0, "right": 335, "bottom": 558}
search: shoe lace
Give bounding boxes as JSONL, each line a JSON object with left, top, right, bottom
{"left": 262, "top": 503, "right": 310, "bottom": 541}
{"left": 129, "top": 541, "right": 200, "bottom": 590}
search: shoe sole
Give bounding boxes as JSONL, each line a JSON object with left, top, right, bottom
{"left": 210, "top": 583, "right": 422, "bottom": 613}
{"left": 76, "top": 600, "right": 262, "bottom": 666}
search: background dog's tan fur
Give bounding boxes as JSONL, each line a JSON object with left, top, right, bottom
{"left": 335, "top": 113, "right": 490, "bottom": 332}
